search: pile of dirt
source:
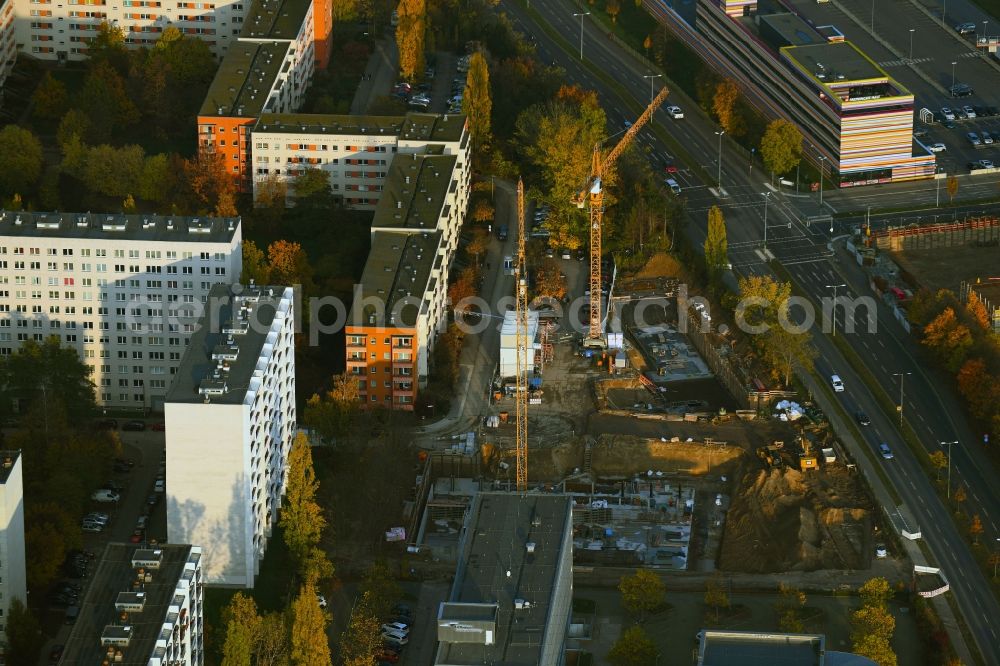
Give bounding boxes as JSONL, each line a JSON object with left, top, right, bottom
{"left": 719, "top": 463, "right": 873, "bottom": 573}
{"left": 635, "top": 252, "right": 683, "bottom": 279}
{"left": 591, "top": 434, "right": 744, "bottom": 477}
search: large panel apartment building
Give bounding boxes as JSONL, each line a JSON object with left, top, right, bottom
{"left": 345, "top": 148, "right": 471, "bottom": 410}
{"left": 0, "top": 211, "right": 242, "bottom": 411}
{"left": 165, "top": 283, "right": 296, "bottom": 587}
{"left": 10, "top": 0, "right": 331, "bottom": 65}
{"left": 0, "top": 451, "right": 26, "bottom": 649}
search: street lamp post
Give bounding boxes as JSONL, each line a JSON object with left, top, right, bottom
{"left": 984, "top": 20, "right": 989, "bottom": 43}
{"left": 826, "top": 283, "right": 846, "bottom": 336}
{"left": 643, "top": 73, "right": 662, "bottom": 105}
{"left": 936, "top": 170, "right": 942, "bottom": 207}
{"left": 892, "top": 371, "right": 912, "bottom": 428}
{"left": 871, "top": 0, "right": 876, "bottom": 33}
{"left": 942, "top": 440, "right": 958, "bottom": 498}
{"left": 749, "top": 147, "right": 755, "bottom": 177}
{"left": 818, "top": 155, "right": 828, "bottom": 206}
{"left": 909, "top": 28, "right": 916, "bottom": 61}
{"left": 761, "top": 192, "right": 772, "bottom": 248}
{"left": 573, "top": 12, "right": 590, "bottom": 60}
{"left": 951, "top": 61, "right": 957, "bottom": 96}
{"left": 715, "top": 129, "right": 726, "bottom": 191}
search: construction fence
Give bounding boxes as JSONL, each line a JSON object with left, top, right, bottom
{"left": 872, "top": 216, "right": 999, "bottom": 251}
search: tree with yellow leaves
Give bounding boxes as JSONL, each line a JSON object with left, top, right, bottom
{"left": 922, "top": 307, "right": 973, "bottom": 371}
{"left": 463, "top": 52, "right": 492, "bottom": 150}
{"left": 713, "top": 79, "right": 744, "bottom": 137}
{"left": 289, "top": 583, "right": 332, "bottom": 666}
{"left": 395, "top": 0, "right": 426, "bottom": 81}
{"left": 281, "top": 434, "right": 327, "bottom": 579}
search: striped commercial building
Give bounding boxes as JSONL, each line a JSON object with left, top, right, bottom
{"left": 644, "top": 0, "right": 935, "bottom": 185}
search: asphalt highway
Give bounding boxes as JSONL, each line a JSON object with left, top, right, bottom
{"left": 500, "top": 0, "right": 1000, "bottom": 660}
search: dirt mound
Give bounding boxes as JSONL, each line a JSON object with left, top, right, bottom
{"left": 719, "top": 463, "right": 873, "bottom": 573}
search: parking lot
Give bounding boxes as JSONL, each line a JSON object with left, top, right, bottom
{"left": 36, "top": 424, "right": 166, "bottom": 664}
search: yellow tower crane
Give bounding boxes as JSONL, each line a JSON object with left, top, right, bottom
{"left": 574, "top": 87, "right": 670, "bottom": 347}
{"left": 515, "top": 178, "right": 529, "bottom": 492}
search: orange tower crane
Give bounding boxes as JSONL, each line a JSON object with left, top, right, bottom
{"left": 515, "top": 178, "right": 529, "bottom": 492}
{"left": 574, "top": 87, "right": 670, "bottom": 347}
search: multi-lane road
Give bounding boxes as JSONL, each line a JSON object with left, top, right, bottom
{"left": 499, "top": 0, "right": 1000, "bottom": 661}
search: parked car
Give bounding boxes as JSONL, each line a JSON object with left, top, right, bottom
{"left": 951, "top": 83, "right": 974, "bottom": 97}
{"left": 382, "top": 632, "right": 409, "bottom": 646}
{"left": 49, "top": 644, "right": 65, "bottom": 663}
{"left": 963, "top": 105, "right": 976, "bottom": 118}
{"left": 154, "top": 479, "right": 165, "bottom": 493}
{"left": 382, "top": 622, "right": 411, "bottom": 635}
{"left": 967, "top": 131, "right": 982, "bottom": 146}
{"left": 831, "top": 375, "right": 845, "bottom": 392}
{"left": 392, "top": 603, "right": 412, "bottom": 616}
{"left": 879, "top": 443, "right": 894, "bottom": 460}
{"left": 375, "top": 649, "right": 400, "bottom": 663}
{"left": 81, "top": 520, "right": 104, "bottom": 533}
{"left": 91, "top": 489, "right": 120, "bottom": 503}
{"left": 940, "top": 107, "right": 955, "bottom": 121}
{"left": 665, "top": 105, "right": 684, "bottom": 119}
{"left": 123, "top": 420, "right": 145, "bottom": 432}
{"left": 130, "top": 529, "right": 145, "bottom": 543}
{"left": 146, "top": 493, "right": 160, "bottom": 507}
{"left": 85, "top": 512, "right": 110, "bottom": 525}
{"left": 928, "top": 142, "right": 947, "bottom": 153}
{"left": 317, "top": 593, "right": 328, "bottom": 609}
{"left": 980, "top": 159, "right": 995, "bottom": 169}
{"left": 97, "top": 419, "right": 119, "bottom": 430}
{"left": 104, "top": 480, "right": 125, "bottom": 493}
{"left": 981, "top": 131, "right": 994, "bottom": 145}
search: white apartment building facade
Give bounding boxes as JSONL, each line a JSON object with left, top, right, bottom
{"left": 0, "top": 211, "right": 242, "bottom": 411}
{"left": 60, "top": 544, "right": 205, "bottom": 665}
{"left": 13, "top": 0, "right": 250, "bottom": 60}
{"left": 0, "top": 451, "right": 26, "bottom": 650}
{"left": 251, "top": 112, "right": 470, "bottom": 209}
{"left": 0, "top": 0, "right": 15, "bottom": 90}
{"left": 165, "top": 283, "right": 295, "bottom": 587}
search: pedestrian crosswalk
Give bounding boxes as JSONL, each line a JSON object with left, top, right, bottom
{"left": 877, "top": 56, "right": 934, "bottom": 68}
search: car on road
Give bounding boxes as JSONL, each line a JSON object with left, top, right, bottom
{"left": 662, "top": 161, "right": 679, "bottom": 173}
{"left": 951, "top": 83, "right": 973, "bottom": 97}
{"left": 875, "top": 544, "right": 887, "bottom": 558}
{"left": 928, "top": 142, "right": 947, "bottom": 153}
{"left": 622, "top": 120, "right": 632, "bottom": 130}
{"left": 879, "top": 443, "right": 894, "bottom": 460}
{"left": 664, "top": 178, "right": 682, "bottom": 195}
{"left": 831, "top": 375, "right": 845, "bottom": 392}
{"left": 665, "top": 105, "right": 684, "bottom": 119}
{"left": 940, "top": 107, "right": 955, "bottom": 121}
{"left": 963, "top": 105, "right": 976, "bottom": 118}
{"left": 955, "top": 21, "right": 976, "bottom": 34}
{"left": 856, "top": 411, "right": 871, "bottom": 426}
{"left": 967, "top": 131, "right": 982, "bottom": 146}
{"left": 123, "top": 420, "right": 145, "bottom": 432}
{"left": 91, "top": 489, "right": 120, "bottom": 503}
{"left": 49, "top": 644, "right": 65, "bottom": 663}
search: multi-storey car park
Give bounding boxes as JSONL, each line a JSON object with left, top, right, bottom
{"left": 645, "top": 0, "right": 936, "bottom": 185}
{"left": 251, "top": 112, "right": 470, "bottom": 208}
{"left": 0, "top": 211, "right": 242, "bottom": 411}
{"left": 165, "top": 283, "right": 295, "bottom": 587}
{"left": 60, "top": 544, "right": 205, "bottom": 665}
{"left": 345, "top": 151, "right": 471, "bottom": 410}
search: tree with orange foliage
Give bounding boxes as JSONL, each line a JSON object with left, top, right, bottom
{"left": 267, "top": 240, "right": 314, "bottom": 290}
{"left": 965, "top": 291, "right": 991, "bottom": 331}
{"left": 970, "top": 514, "right": 984, "bottom": 544}
{"left": 713, "top": 79, "right": 745, "bottom": 137}
{"left": 956, "top": 358, "right": 994, "bottom": 420}
{"left": 606, "top": 0, "right": 621, "bottom": 22}
{"left": 182, "top": 146, "right": 237, "bottom": 216}
{"left": 555, "top": 84, "right": 600, "bottom": 109}
{"left": 921, "top": 307, "right": 973, "bottom": 371}
{"left": 448, "top": 266, "right": 478, "bottom": 306}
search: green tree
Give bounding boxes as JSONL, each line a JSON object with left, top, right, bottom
{"left": 139, "top": 153, "right": 175, "bottom": 203}
{"left": 0, "top": 125, "right": 44, "bottom": 198}
{"left": 463, "top": 51, "right": 493, "bottom": 150}
{"left": 289, "top": 584, "right": 332, "bottom": 666}
{"left": 82, "top": 144, "right": 145, "bottom": 198}
{"left": 704, "top": 573, "right": 730, "bottom": 622}
{"left": 293, "top": 168, "right": 332, "bottom": 202}
{"left": 395, "top": 0, "right": 426, "bottom": 81}
{"left": 38, "top": 167, "right": 62, "bottom": 211}
{"left": 5, "top": 597, "right": 42, "bottom": 665}
{"left": 77, "top": 60, "right": 139, "bottom": 143}
{"left": 221, "top": 592, "right": 262, "bottom": 666}
{"left": 760, "top": 118, "right": 803, "bottom": 177}
{"left": 255, "top": 173, "right": 288, "bottom": 210}
{"left": 24, "top": 503, "right": 80, "bottom": 589}
{"left": 761, "top": 323, "right": 816, "bottom": 388}
{"left": 704, "top": 205, "right": 728, "bottom": 278}
{"left": 775, "top": 583, "right": 807, "bottom": 633}
{"left": 607, "top": 625, "right": 657, "bottom": 666}
{"left": 242, "top": 240, "right": 271, "bottom": 285}
{"left": 281, "top": 434, "right": 327, "bottom": 577}
{"left": 929, "top": 450, "right": 948, "bottom": 481}
{"left": 361, "top": 561, "right": 402, "bottom": 620}
{"left": 257, "top": 611, "right": 291, "bottom": 666}
{"left": 713, "top": 79, "right": 744, "bottom": 136}
{"left": 735, "top": 274, "right": 792, "bottom": 334}
{"left": 618, "top": 568, "right": 664, "bottom": 619}
{"left": 304, "top": 373, "right": 360, "bottom": 444}
{"left": 32, "top": 72, "right": 69, "bottom": 121}
{"left": 0, "top": 337, "right": 97, "bottom": 422}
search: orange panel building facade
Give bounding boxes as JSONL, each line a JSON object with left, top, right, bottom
{"left": 311, "top": 0, "right": 332, "bottom": 68}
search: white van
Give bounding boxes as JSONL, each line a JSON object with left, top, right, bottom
{"left": 831, "top": 375, "right": 844, "bottom": 392}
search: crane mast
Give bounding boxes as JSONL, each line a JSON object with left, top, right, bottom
{"left": 575, "top": 87, "right": 670, "bottom": 346}
{"left": 515, "top": 178, "right": 529, "bottom": 492}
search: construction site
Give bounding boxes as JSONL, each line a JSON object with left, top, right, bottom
{"left": 403, "top": 91, "right": 879, "bottom": 581}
